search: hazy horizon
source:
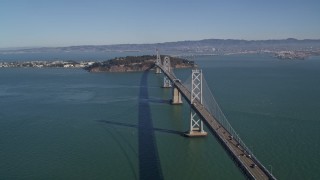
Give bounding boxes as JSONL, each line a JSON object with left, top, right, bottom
{"left": 2, "top": 37, "right": 320, "bottom": 50}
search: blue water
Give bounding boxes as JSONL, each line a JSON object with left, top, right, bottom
{"left": 1, "top": 53, "right": 320, "bottom": 179}
{"left": 196, "top": 54, "right": 320, "bottom": 179}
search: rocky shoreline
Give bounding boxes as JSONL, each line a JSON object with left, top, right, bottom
{"left": 84, "top": 55, "right": 195, "bottom": 72}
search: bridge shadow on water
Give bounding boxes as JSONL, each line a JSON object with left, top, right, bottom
{"left": 97, "top": 70, "right": 187, "bottom": 179}
{"left": 99, "top": 70, "right": 165, "bottom": 180}
{"left": 97, "top": 120, "right": 184, "bottom": 137}
{"left": 138, "top": 70, "right": 163, "bottom": 180}
{"left": 147, "top": 98, "right": 171, "bottom": 105}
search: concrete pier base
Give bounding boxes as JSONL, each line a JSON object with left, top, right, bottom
{"left": 162, "top": 84, "right": 172, "bottom": 88}
{"left": 155, "top": 67, "right": 162, "bottom": 74}
{"left": 185, "top": 130, "right": 208, "bottom": 137}
{"left": 171, "top": 87, "right": 183, "bottom": 104}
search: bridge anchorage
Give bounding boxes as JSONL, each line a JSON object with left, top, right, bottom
{"left": 154, "top": 52, "right": 277, "bottom": 180}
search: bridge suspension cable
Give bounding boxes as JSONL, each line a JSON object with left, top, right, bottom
{"left": 183, "top": 73, "right": 253, "bottom": 153}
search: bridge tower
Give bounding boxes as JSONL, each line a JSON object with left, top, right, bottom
{"left": 162, "top": 56, "right": 172, "bottom": 88}
{"left": 171, "top": 85, "right": 183, "bottom": 104}
{"left": 186, "top": 69, "right": 207, "bottom": 137}
{"left": 155, "top": 49, "right": 162, "bottom": 74}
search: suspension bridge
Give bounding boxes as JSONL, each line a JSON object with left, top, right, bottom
{"left": 154, "top": 51, "right": 276, "bottom": 180}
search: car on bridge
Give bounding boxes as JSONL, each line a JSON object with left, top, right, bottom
{"left": 250, "top": 163, "right": 256, "bottom": 168}
{"left": 173, "top": 79, "right": 181, "bottom": 83}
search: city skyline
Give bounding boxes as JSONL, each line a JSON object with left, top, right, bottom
{"left": 1, "top": 0, "right": 320, "bottom": 48}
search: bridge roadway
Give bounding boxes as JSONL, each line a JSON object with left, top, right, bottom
{"left": 156, "top": 64, "right": 275, "bottom": 180}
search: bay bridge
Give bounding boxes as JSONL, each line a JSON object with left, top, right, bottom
{"left": 154, "top": 51, "right": 276, "bottom": 180}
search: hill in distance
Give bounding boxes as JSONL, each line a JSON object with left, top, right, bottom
{"left": 1, "top": 38, "right": 320, "bottom": 55}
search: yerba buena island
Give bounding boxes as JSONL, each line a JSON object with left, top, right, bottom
{"left": 84, "top": 55, "right": 195, "bottom": 72}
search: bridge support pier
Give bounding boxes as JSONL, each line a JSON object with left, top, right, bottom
{"left": 162, "top": 76, "right": 172, "bottom": 88}
{"left": 155, "top": 49, "right": 162, "bottom": 74}
{"left": 162, "top": 57, "right": 172, "bottom": 88}
{"left": 185, "top": 109, "right": 208, "bottom": 137}
{"left": 185, "top": 69, "right": 207, "bottom": 137}
{"left": 155, "top": 67, "right": 162, "bottom": 74}
{"left": 171, "top": 86, "right": 182, "bottom": 104}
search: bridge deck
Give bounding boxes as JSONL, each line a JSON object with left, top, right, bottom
{"left": 157, "top": 65, "right": 274, "bottom": 180}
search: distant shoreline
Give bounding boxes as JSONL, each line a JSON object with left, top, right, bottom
{"left": 1, "top": 51, "right": 319, "bottom": 69}
{"left": 0, "top": 60, "right": 94, "bottom": 69}
{"left": 0, "top": 55, "right": 196, "bottom": 73}
{"left": 1, "top": 38, "right": 320, "bottom": 60}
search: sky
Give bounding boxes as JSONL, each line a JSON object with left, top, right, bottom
{"left": 1, "top": 0, "right": 320, "bottom": 48}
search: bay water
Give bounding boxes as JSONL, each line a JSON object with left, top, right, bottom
{"left": 0, "top": 54, "right": 319, "bottom": 179}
